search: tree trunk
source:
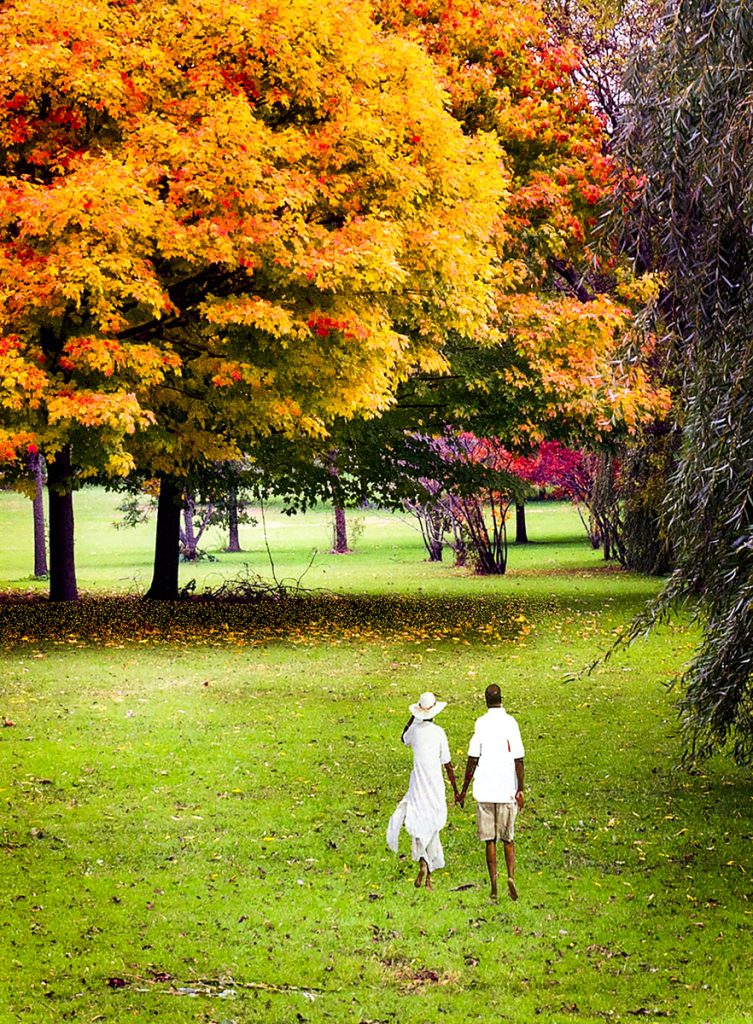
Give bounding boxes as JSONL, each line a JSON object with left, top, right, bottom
{"left": 145, "top": 476, "right": 182, "bottom": 600}
{"left": 46, "top": 445, "right": 78, "bottom": 601}
{"left": 588, "top": 514, "right": 601, "bottom": 549}
{"left": 182, "top": 496, "right": 198, "bottom": 560}
{"left": 452, "top": 534, "right": 468, "bottom": 568}
{"left": 30, "top": 453, "right": 48, "bottom": 577}
{"left": 427, "top": 537, "right": 443, "bottom": 561}
{"left": 427, "top": 510, "right": 444, "bottom": 561}
{"left": 226, "top": 483, "right": 242, "bottom": 552}
{"left": 332, "top": 504, "right": 350, "bottom": 554}
{"left": 515, "top": 502, "right": 528, "bottom": 545}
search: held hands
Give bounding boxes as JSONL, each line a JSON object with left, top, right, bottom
{"left": 454, "top": 787, "right": 466, "bottom": 808}
{"left": 516, "top": 789, "right": 525, "bottom": 810}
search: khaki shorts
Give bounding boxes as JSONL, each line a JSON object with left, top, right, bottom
{"left": 476, "top": 801, "right": 517, "bottom": 842}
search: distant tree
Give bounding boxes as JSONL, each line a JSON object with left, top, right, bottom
{"left": 514, "top": 503, "right": 529, "bottom": 546}
{"left": 326, "top": 453, "right": 350, "bottom": 555}
{"left": 430, "top": 434, "right": 524, "bottom": 575}
{"left": 402, "top": 480, "right": 451, "bottom": 563}
{"left": 512, "top": 441, "right": 612, "bottom": 554}
{"left": 615, "top": 427, "right": 677, "bottom": 575}
{"left": 178, "top": 493, "right": 214, "bottom": 563}
{"left": 225, "top": 483, "right": 243, "bottom": 555}
{"left": 28, "top": 451, "right": 48, "bottom": 578}
{"left": 116, "top": 469, "right": 255, "bottom": 563}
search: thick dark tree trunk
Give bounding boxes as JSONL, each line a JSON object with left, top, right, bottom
{"left": 332, "top": 504, "right": 350, "bottom": 554}
{"left": 515, "top": 502, "right": 528, "bottom": 545}
{"left": 46, "top": 445, "right": 78, "bottom": 601}
{"left": 145, "top": 476, "right": 182, "bottom": 600}
{"left": 30, "top": 453, "right": 48, "bottom": 577}
{"left": 225, "top": 483, "right": 242, "bottom": 552}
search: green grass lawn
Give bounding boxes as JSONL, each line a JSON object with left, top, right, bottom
{"left": 0, "top": 486, "right": 637, "bottom": 598}
{"left": 1, "top": 490, "right": 752, "bottom": 1023}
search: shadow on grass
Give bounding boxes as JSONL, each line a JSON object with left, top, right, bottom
{"left": 0, "top": 592, "right": 544, "bottom": 647}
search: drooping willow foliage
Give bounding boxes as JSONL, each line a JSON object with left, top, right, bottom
{"left": 617, "top": 0, "right": 753, "bottom": 763}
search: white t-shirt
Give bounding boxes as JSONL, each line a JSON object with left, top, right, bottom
{"left": 468, "top": 706, "right": 524, "bottom": 803}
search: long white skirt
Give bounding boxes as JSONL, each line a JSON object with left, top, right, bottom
{"left": 387, "top": 798, "right": 445, "bottom": 872}
{"left": 411, "top": 831, "right": 444, "bottom": 872}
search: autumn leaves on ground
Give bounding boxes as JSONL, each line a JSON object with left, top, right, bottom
{"left": 2, "top": 497, "right": 753, "bottom": 1024}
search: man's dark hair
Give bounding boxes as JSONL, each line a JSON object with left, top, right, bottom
{"left": 485, "top": 684, "right": 502, "bottom": 707}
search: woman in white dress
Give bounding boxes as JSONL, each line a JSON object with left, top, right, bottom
{"left": 387, "top": 692, "right": 459, "bottom": 889}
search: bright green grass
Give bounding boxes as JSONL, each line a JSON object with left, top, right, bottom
{"left": 1, "top": 491, "right": 752, "bottom": 1024}
{"left": 0, "top": 486, "right": 640, "bottom": 599}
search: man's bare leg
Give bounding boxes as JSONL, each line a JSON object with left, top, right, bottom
{"left": 415, "top": 857, "right": 427, "bottom": 888}
{"left": 485, "top": 839, "right": 498, "bottom": 899}
{"left": 504, "top": 841, "right": 518, "bottom": 900}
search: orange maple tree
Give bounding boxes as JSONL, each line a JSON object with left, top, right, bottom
{"left": 376, "top": 0, "right": 669, "bottom": 436}
{"left": 0, "top": 0, "right": 504, "bottom": 598}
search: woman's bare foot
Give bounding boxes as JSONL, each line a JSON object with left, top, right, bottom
{"left": 415, "top": 860, "right": 427, "bottom": 888}
{"left": 425, "top": 873, "right": 432, "bottom": 890}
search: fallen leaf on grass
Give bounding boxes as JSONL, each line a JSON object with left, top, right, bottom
{"left": 586, "top": 944, "right": 629, "bottom": 960}
{"left": 380, "top": 960, "right": 457, "bottom": 993}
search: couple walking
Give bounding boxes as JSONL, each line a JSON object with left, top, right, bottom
{"left": 386, "top": 684, "right": 525, "bottom": 900}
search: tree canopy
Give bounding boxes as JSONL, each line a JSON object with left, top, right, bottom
{"left": 0, "top": 0, "right": 503, "bottom": 478}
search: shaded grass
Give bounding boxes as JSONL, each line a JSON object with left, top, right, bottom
{"left": 0, "top": 487, "right": 630, "bottom": 597}
{"left": 0, "top": 593, "right": 530, "bottom": 648}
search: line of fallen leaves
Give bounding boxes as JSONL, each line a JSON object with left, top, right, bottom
{"left": 0, "top": 593, "right": 545, "bottom": 648}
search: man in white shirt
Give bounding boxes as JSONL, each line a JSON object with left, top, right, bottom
{"left": 458, "top": 684, "right": 525, "bottom": 901}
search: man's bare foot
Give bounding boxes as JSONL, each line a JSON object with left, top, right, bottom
{"left": 507, "top": 876, "right": 518, "bottom": 901}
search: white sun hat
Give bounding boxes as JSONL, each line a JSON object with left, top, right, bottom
{"left": 409, "top": 691, "right": 447, "bottom": 720}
